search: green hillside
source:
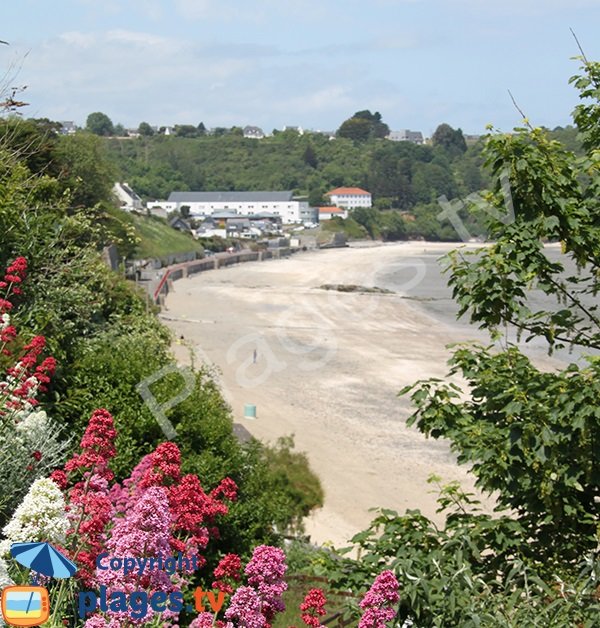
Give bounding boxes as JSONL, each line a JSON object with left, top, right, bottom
{"left": 103, "top": 206, "right": 203, "bottom": 261}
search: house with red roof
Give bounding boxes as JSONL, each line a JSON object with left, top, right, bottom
{"left": 326, "top": 187, "right": 372, "bottom": 209}
{"left": 318, "top": 206, "right": 348, "bottom": 220}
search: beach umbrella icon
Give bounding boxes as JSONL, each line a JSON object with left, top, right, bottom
{"left": 10, "top": 542, "right": 78, "bottom": 580}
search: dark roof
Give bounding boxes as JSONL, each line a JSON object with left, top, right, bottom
{"left": 168, "top": 191, "right": 294, "bottom": 203}
{"left": 169, "top": 217, "right": 191, "bottom": 230}
{"left": 243, "top": 126, "right": 265, "bottom": 136}
{"left": 211, "top": 211, "right": 240, "bottom": 219}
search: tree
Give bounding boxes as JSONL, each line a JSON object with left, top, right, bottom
{"left": 197, "top": 122, "right": 206, "bottom": 135}
{"left": 351, "top": 207, "right": 380, "bottom": 238}
{"left": 403, "top": 57, "right": 600, "bottom": 564}
{"left": 353, "top": 110, "right": 390, "bottom": 138}
{"left": 318, "top": 58, "right": 600, "bottom": 627}
{"left": 54, "top": 132, "right": 117, "bottom": 207}
{"left": 337, "top": 110, "right": 389, "bottom": 141}
{"left": 303, "top": 143, "right": 318, "bottom": 168}
{"left": 174, "top": 124, "right": 199, "bottom": 138}
{"left": 86, "top": 111, "right": 115, "bottom": 136}
{"left": 431, "top": 122, "right": 467, "bottom": 155}
{"left": 138, "top": 122, "right": 154, "bottom": 136}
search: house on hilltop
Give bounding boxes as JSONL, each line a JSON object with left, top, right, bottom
{"left": 243, "top": 126, "right": 265, "bottom": 139}
{"left": 59, "top": 121, "right": 78, "bottom": 135}
{"left": 386, "top": 129, "right": 424, "bottom": 144}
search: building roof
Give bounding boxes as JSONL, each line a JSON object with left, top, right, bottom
{"left": 169, "top": 217, "right": 191, "bottom": 230}
{"left": 243, "top": 126, "right": 265, "bottom": 136}
{"left": 326, "top": 187, "right": 371, "bottom": 196}
{"left": 318, "top": 206, "right": 345, "bottom": 213}
{"left": 168, "top": 191, "right": 294, "bottom": 203}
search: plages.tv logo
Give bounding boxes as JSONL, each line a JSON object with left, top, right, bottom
{"left": 1, "top": 541, "right": 77, "bottom": 627}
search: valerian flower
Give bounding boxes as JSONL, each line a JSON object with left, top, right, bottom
{"left": 0, "top": 478, "right": 68, "bottom": 556}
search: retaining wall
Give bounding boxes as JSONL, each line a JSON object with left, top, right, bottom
{"left": 152, "top": 247, "right": 295, "bottom": 305}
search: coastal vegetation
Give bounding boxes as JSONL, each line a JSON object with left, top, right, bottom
{"left": 0, "top": 91, "right": 332, "bottom": 625}
{"left": 0, "top": 56, "right": 598, "bottom": 627}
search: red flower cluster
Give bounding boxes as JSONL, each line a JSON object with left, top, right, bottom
{"left": 64, "top": 408, "right": 117, "bottom": 481}
{"left": 50, "top": 469, "right": 68, "bottom": 490}
{"left": 139, "top": 441, "right": 182, "bottom": 487}
{"left": 1, "top": 336, "right": 56, "bottom": 412}
{"left": 0, "top": 256, "right": 27, "bottom": 304}
{"left": 67, "top": 476, "right": 114, "bottom": 586}
{"left": 212, "top": 553, "right": 242, "bottom": 594}
{"left": 211, "top": 476, "right": 238, "bottom": 502}
{"left": 0, "top": 325, "right": 16, "bottom": 344}
{"left": 52, "top": 410, "right": 119, "bottom": 585}
{"left": 170, "top": 474, "right": 227, "bottom": 536}
{"left": 300, "top": 588, "right": 327, "bottom": 627}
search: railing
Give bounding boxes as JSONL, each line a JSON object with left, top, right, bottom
{"left": 150, "top": 247, "right": 297, "bottom": 305}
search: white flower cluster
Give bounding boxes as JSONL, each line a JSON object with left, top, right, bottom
{"left": 0, "top": 555, "right": 13, "bottom": 588}
{"left": 0, "top": 313, "right": 9, "bottom": 331}
{"left": 0, "top": 478, "right": 69, "bottom": 557}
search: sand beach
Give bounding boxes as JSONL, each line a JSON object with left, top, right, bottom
{"left": 162, "top": 242, "right": 547, "bottom": 547}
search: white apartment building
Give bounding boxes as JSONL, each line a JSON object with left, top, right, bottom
{"left": 163, "top": 191, "right": 312, "bottom": 224}
{"left": 326, "top": 187, "right": 372, "bottom": 209}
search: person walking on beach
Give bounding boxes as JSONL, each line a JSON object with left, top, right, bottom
{"left": 252, "top": 349, "right": 257, "bottom": 364}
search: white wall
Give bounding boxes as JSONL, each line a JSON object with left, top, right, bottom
{"left": 176, "top": 200, "right": 305, "bottom": 224}
{"left": 329, "top": 194, "right": 372, "bottom": 209}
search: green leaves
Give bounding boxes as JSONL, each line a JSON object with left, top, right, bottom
{"left": 403, "top": 344, "right": 599, "bottom": 561}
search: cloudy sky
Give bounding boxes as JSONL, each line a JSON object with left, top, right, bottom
{"left": 3, "top": 0, "right": 600, "bottom": 135}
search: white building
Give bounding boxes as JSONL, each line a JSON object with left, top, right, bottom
{"left": 243, "top": 126, "right": 265, "bottom": 139}
{"left": 318, "top": 206, "right": 348, "bottom": 220}
{"left": 386, "top": 130, "right": 424, "bottom": 144}
{"left": 165, "top": 191, "right": 312, "bottom": 224}
{"left": 113, "top": 182, "right": 143, "bottom": 211}
{"left": 326, "top": 187, "right": 372, "bottom": 209}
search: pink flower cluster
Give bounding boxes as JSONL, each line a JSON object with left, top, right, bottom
{"left": 358, "top": 570, "right": 400, "bottom": 628}
{"left": 245, "top": 545, "right": 288, "bottom": 625}
{"left": 50, "top": 406, "right": 238, "bottom": 624}
{"left": 95, "top": 486, "right": 177, "bottom": 625}
{"left": 224, "top": 586, "right": 266, "bottom": 628}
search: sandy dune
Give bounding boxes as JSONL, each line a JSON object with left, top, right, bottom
{"left": 163, "top": 242, "right": 496, "bottom": 547}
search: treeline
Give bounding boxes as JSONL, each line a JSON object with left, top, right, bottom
{"left": 104, "top": 124, "right": 487, "bottom": 208}
{"left": 2, "top": 115, "right": 581, "bottom": 243}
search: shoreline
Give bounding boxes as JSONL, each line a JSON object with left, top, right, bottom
{"left": 162, "top": 241, "right": 562, "bottom": 547}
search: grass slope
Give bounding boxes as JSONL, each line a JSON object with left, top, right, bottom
{"left": 131, "top": 213, "right": 202, "bottom": 260}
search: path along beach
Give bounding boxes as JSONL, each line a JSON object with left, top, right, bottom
{"left": 163, "top": 241, "right": 561, "bottom": 547}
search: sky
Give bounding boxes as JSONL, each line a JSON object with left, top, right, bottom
{"left": 2, "top": 0, "right": 600, "bottom": 136}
